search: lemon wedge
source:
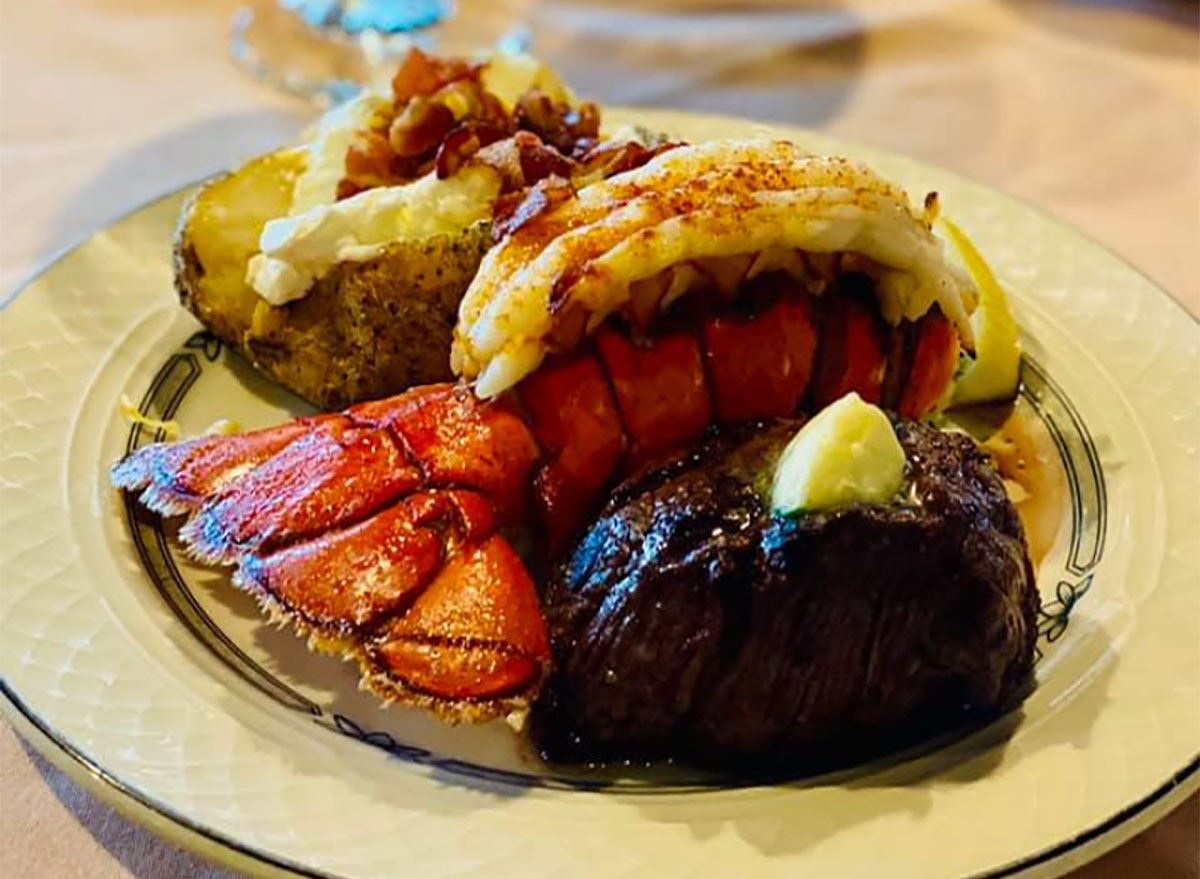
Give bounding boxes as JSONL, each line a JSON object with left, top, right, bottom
{"left": 942, "top": 218, "right": 1022, "bottom": 406}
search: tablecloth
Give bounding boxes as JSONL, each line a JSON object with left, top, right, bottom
{"left": 0, "top": 0, "right": 1196, "bottom": 876}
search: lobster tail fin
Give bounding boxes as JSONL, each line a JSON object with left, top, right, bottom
{"left": 112, "top": 386, "right": 549, "bottom": 721}
{"left": 368, "top": 533, "right": 550, "bottom": 705}
{"left": 179, "top": 418, "right": 423, "bottom": 565}
{"left": 111, "top": 419, "right": 317, "bottom": 515}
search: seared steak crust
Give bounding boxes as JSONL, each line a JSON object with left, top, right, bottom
{"left": 532, "top": 419, "right": 1038, "bottom": 771}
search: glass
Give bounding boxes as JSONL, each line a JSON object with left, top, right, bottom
{"left": 229, "top": 0, "right": 520, "bottom": 104}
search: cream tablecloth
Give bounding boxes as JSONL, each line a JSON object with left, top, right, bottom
{"left": 0, "top": 0, "right": 1196, "bottom": 876}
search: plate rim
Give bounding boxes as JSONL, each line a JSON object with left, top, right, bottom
{"left": 1, "top": 108, "right": 1197, "bottom": 879}
{"left": 3, "top": 677, "right": 1197, "bottom": 879}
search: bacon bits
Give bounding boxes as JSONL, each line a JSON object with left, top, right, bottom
{"left": 336, "top": 49, "right": 618, "bottom": 202}
{"left": 389, "top": 96, "right": 457, "bottom": 159}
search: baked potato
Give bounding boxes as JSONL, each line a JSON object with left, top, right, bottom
{"left": 175, "top": 148, "right": 491, "bottom": 410}
{"left": 171, "top": 48, "right": 684, "bottom": 409}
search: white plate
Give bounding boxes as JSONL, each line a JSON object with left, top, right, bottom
{"left": 1, "top": 110, "right": 1197, "bottom": 879}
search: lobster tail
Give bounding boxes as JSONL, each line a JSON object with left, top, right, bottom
{"left": 114, "top": 386, "right": 549, "bottom": 720}
{"left": 113, "top": 139, "right": 981, "bottom": 727}
{"left": 113, "top": 275, "right": 961, "bottom": 718}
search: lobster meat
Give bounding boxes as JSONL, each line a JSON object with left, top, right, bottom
{"left": 113, "top": 274, "right": 959, "bottom": 721}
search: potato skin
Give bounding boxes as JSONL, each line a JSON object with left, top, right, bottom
{"left": 174, "top": 148, "right": 491, "bottom": 410}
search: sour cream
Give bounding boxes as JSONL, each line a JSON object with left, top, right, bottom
{"left": 290, "top": 90, "right": 391, "bottom": 216}
{"left": 246, "top": 51, "right": 571, "bottom": 305}
{"left": 247, "top": 163, "right": 501, "bottom": 305}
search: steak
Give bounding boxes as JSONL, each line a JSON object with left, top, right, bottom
{"left": 531, "top": 419, "right": 1038, "bottom": 772}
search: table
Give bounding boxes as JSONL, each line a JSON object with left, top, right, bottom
{"left": 0, "top": 1, "right": 1196, "bottom": 876}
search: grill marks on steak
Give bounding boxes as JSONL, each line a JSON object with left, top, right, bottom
{"left": 531, "top": 420, "right": 1038, "bottom": 771}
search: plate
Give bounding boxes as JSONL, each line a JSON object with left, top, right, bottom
{"left": 1, "top": 110, "right": 1197, "bottom": 879}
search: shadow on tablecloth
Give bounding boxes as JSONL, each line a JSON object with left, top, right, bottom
{"left": 19, "top": 735, "right": 244, "bottom": 879}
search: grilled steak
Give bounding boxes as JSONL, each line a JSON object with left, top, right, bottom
{"left": 531, "top": 419, "right": 1038, "bottom": 772}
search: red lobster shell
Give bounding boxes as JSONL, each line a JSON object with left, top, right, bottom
{"left": 113, "top": 274, "right": 959, "bottom": 721}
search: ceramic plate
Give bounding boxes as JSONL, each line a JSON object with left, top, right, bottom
{"left": 1, "top": 111, "right": 1197, "bottom": 879}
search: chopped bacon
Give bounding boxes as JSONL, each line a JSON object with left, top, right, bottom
{"left": 333, "top": 49, "right": 677, "bottom": 215}
{"left": 473, "top": 136, "right": 527, "bottom": 191}
{"left": 516, "top": 131, "right": 578, "bottom": 184}
{"left": 388, "top": 96, "right": 457, "bottom": 159}
{"left": 472, "top": 132, "right": 579, "bottom": 194}
{"left": 335, "top": 179, "right": 367, "bottom": 200}
{"left": 434, "top": 126, "right": 482, "bottom": 179}
{"left": 344, "top": 130, "right": 418, "bottom": 190}
{"left": 433, "top": 122, "right": 513, "bottom": 180}
{"left": 492, "top": 175, "right": 576, "bottom": 241}
{"left": 577, "top": 140, "right": 684, "bottom": 180}
{"left": 514, "top": 91, "right": 601, "bottom": 155}
{"left": 477, "top": 90, "right": 513, "bottom": 131}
